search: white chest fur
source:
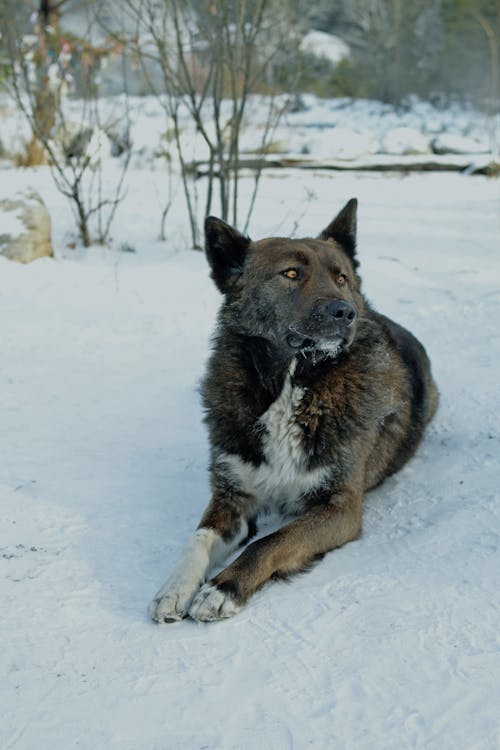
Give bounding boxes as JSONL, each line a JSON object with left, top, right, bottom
{"left": 218, "top": 361, "right": 331, "bottom": 514}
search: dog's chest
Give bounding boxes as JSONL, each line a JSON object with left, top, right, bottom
{"left": 260, "top": 372, "right": 308, "bottom": 473}
{"left": 220, "top": 367, "right": 330, "bottom": 513}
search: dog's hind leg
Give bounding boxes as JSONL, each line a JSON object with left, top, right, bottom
{"left": 188, "top": 490, "right": 362, "bottom": 622}
{"left": 149, "top": 494, "right": 256, "bottom": 623}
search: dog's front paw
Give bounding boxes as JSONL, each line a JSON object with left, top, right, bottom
{"left": 188, "top": 582, "right": 242, "bottom": 622}
{"left": 149, "top": 579, "right": 201, "bottom": 623}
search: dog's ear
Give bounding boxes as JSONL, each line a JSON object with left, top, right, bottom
{"left": 319, "top": 198, "right": 358, "bottom": 263}
{"left": 205, "top": 216, "right": 250, "bottom": 293}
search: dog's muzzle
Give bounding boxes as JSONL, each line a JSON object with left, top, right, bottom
{"left": 323, "top": 299, "right": 357, "bottom": 326}
{"left": 287, "top": 299, "right": 357, "bottom": 352}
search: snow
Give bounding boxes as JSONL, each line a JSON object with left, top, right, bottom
{"left": 313, "top": 127, "right": 379, "bottom": 160}
{"left": 299, "top": 31, "right": 350, "bottom": 66}
{"left": 0, "top": 92, "right": 497, "bottom": 167}
{"left": 0, "top": 202, "right": 25, "bottom": 240}
{"left": 432, "top": 133, "right": 490, "bottom": 155}
{"left": 1, "top": 157, "right": 499, "bottom": 749}
{"left": 381, "top": 127, "right": 430, "bottom": 155}
{"left": 0, "top": 102, "right": 32, "bottom": 159}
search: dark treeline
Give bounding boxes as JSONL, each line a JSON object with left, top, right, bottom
{"left": 304, "top": 0, "right": 500, "bottom": 108}
{"left": 1, "top": 0, "right": 499, "bottom": 111}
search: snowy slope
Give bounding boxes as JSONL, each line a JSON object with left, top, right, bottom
{"left": 1, "top": 169, "right": 500, "bottom": 750}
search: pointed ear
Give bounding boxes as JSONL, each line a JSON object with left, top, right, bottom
{"left": 205, "top": 216, "right": 250, "bottom": 293}
{"left": 319, "top": 198, "right": 358, "bottom": 263}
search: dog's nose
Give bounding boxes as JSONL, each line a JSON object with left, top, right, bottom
{"left": 324, "top": 300, "right": 357, "bottom": 326}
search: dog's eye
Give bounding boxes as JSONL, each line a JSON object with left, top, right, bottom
{"left": 337, "top": 274, "right": 347, "bottom": 286}
{"left": 282, "top": 268, "right": 299, "bottom": 280}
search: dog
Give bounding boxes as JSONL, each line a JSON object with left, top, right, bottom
{"left": 149, "top": 198, "right": 439, "bottom": 623}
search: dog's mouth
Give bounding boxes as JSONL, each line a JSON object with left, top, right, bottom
{"left": 286, "top": 333, "right": 316, "bottom": 350}
{"left": 286, "top": 331, "right": 346, "bottom": 357}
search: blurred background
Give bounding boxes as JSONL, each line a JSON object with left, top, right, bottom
{"left": 0, "top": 0, "right": 499, "bottom": 251}
{"left": 3, "top": 1, "right": 500, "bottom": 103}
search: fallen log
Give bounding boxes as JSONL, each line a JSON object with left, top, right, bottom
{"left": 186, "top": 154, "right": 499, "bottom": 178}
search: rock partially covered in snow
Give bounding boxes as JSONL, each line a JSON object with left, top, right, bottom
{"left": 0, "top": 190, "right": 53, "bottom": 263}
{"left": 300, "top": 31, "right": 350, "bottom": 66}
{"left": 318, "top": 127, "right": 379, "bottom": 160}
{"left": 432, "top": 134, "right": 489, "bottom": 155}
{"left": 53, "top": 123, "right": 112, "bottom": 166}
{"left": 381, "top": 127, "right": 430, "bottom": 155}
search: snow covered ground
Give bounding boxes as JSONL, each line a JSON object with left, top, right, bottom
{"left": 1, "top": 92, "right": 497, "bottom": 168}
{"left": 1, "top": 163, "right": 500, "bottom": 749}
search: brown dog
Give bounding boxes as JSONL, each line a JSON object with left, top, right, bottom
{"left": 149, "top": 198, "right": 439, "bottom": 623}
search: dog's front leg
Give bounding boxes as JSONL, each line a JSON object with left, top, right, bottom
{"left": 189, "top": 491, "right": 362, "bottom": 622}
{"left": 149, "top": 493, "right": 256, "bottom": 623}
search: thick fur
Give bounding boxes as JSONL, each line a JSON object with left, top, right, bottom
{"left": 149, "top": 198, "right": 439, "bottom": 623}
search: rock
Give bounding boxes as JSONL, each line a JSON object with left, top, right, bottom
{"left": 432, "top": 134, "right": 490, "bottom": 155}
{"left": 317, "top": 127, "right": 379, "bottom": 161}
{"left": 0, "top": 190, "right": 53, "bottom": 263}
{"left": 64, "top": 127, "right": 94, "bottom": 160}
{"left": 106, "top": 125, "right": 132, "bottom": 157}
{"left": 381, "top": 127, "right": 430, "bottom": 155}
{"left": 53, "top": 123, "right": 112, "bottom": 166}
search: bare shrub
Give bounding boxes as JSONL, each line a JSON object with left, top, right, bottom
{"left": 3, "top": 1, "right": 131, "bottom": 247}
{"left": 110, "top": 0, "right": 305, "bottom": 247}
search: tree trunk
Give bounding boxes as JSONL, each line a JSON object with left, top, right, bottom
{"left": 29, "top": 1, "right": 62, "bottom": 164}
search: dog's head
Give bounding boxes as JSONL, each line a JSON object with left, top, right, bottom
{"left": 205, "top": 198, "right": 366, "bottom": 360}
